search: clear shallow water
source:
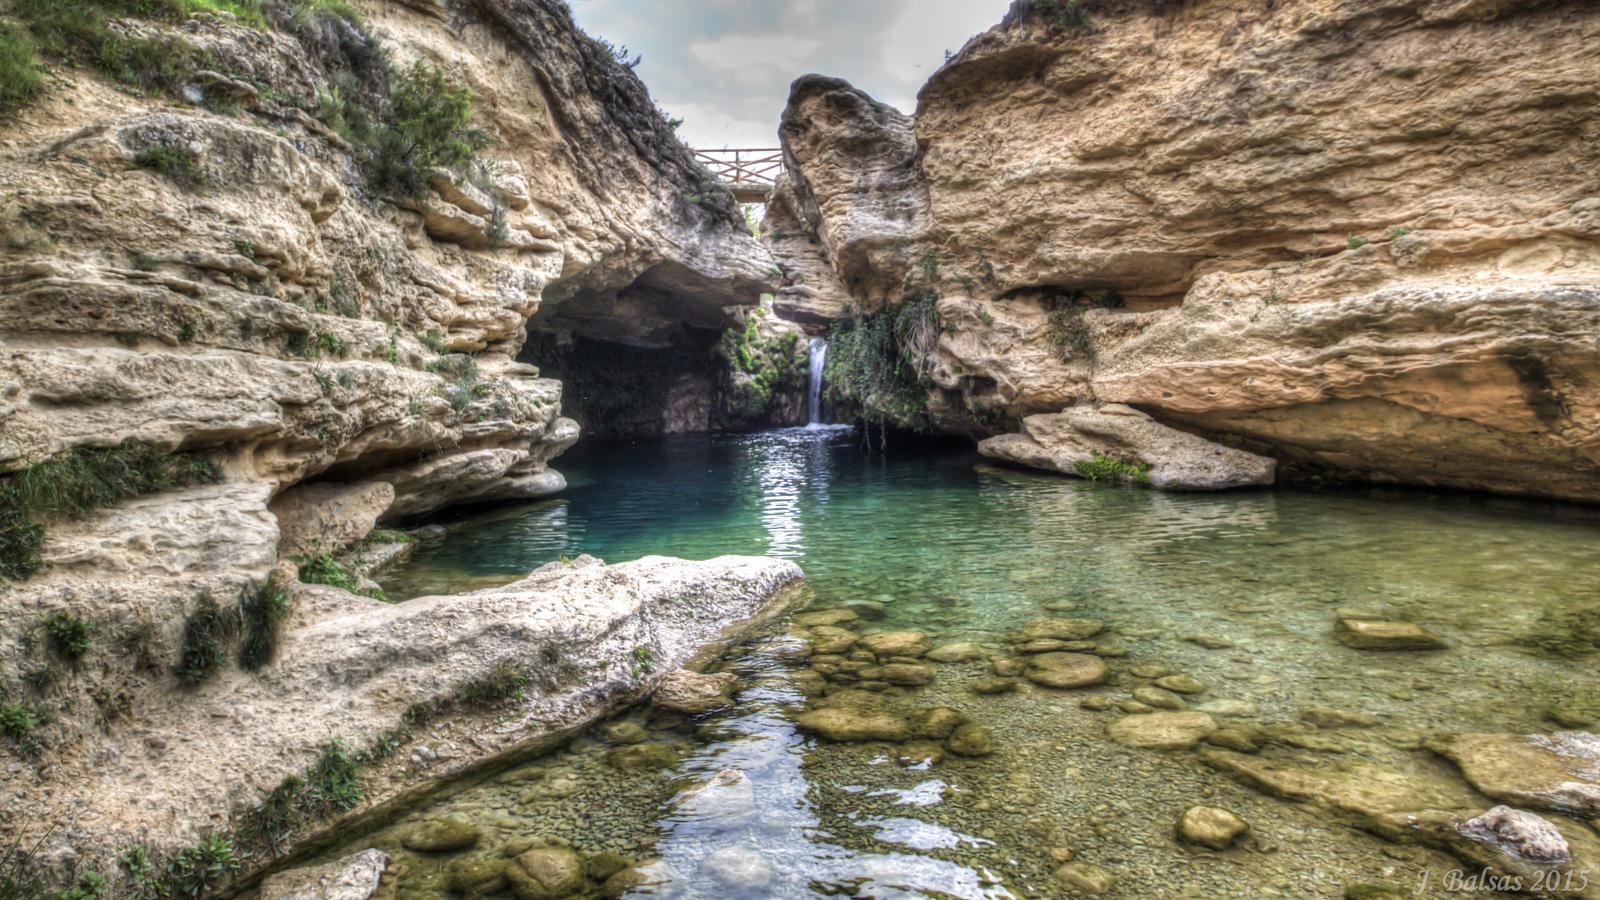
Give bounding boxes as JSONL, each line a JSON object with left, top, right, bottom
{"left": 347, "top": 428, "right": 1600, "bottom": 898}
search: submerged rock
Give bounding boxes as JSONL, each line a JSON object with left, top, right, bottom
{"left": 259, "top": 849, "right": 388, "bottom": 900}
{"left": 699, "top": 846, "right": 776, "bottom": 891}
{"left": 1334, "top": 617, "right": 1448, "bottom": 651}
{"left": 652, "top": 670, "right": 739, "bottom": 714}
{"left": 882, "top": 662, "right": 936, "bottom": 686}
{"left": 992, "top": 657, "right": 1026, "bottom": 677}
{"left": 808, "top": 625, "right": 860, "bottom": 654}
{"left": 506, "top": 847, "right": 585, "bottom": 900}
{"left": 447, "top": 855, "right": 510, "bottom": 897}
{"left": 605, "top": 741, "right": 681, "bottom": 771}
{"left": 1053, "top": 861, "right": 1117, "bottom": 894}
{"left": 601, "top": 861, "right": 680, "bottom": 899}
{"left": 401, "top": 819, "right": 482, "bottom": 853}
{"left": 795, "top": 707, "right": 911, "bottom": 742}
{"left": 927, "top": 642, "right": 987, "bottom": 662}
{"left": 1428, "top": 732, "right": 1600, "bottom": 817}
{"left": 1177, "top": 806, "right": 1250, "bottom": 850}
{"left": 912, "top": 707, "right": 970, "bottom": 740}
{"left": 1154, "top": 675, "right": 1206, "bottom": 695}
{"left": 585, "top": 852, "right": 632, "bottom": 883}
{"left": 1108, "top": 712, "right": 1219, "bottom": 750}
{"left": 669, "top": 768, "right": 758, "bottom": 828}
{"left": 1132, "top": 687, "right": 1186, "bottom": 710}
{"left": 1024, "top": 652, "right": 1109, "bottom": 689}
{"left": 1457, "top": 805, "right": 1572, "bottom": 863}
{"left": 1019, "top": 618, "right": 1105, "bottom": 641}
{"left": 601, "top": 721, "right": 650, "bottom": 745}
{"left": 1196, "top": 700, "right": 1260, "bottom": 719}
{"left": 1206, "top": 727, "right": 1263, "bottom": 753}
{"left": 969, "top": 677, "right": 1018, "bottom": 696}
{"left": 794, "top": 608, "right": 858, "bottom": 627}
{"left": 859, "top": 631, "right": 932, "bottom": 658}
{"left": 946, "top": 723, "right": 996, "bottom": 757}
{"left": 1301, "top": 707, "right": 1379, "bottom": 729}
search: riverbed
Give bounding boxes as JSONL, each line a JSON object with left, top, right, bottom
{"left": 328, "top": 427, "right": 1600, "bottom": 898}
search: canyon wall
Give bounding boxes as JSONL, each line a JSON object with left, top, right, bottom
{"left": 0, "top": 0, "right": 789, "bottom": 889}
{"left": 773, "top": 0, "right": 1600, "bottom": 499}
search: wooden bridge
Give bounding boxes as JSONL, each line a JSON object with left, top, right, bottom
{"left": 694, "top": 147, "right": 783, "bottom": 204}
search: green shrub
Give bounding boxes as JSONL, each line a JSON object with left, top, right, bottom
{"left": 239, "top": 575, "right": 290, "bottom": 671}
{"left": 0, "top": 24, "right": 42, "bottom": 120}
{"left": 156, "top": 833, "right": 240, "bottom": 898}
{"left": 52, "top": 870, "right": 106, "bottom": 900}
{"left": 0, "top": 702, "right": 44, "bottom": 758}
{"left": 1073, "top": 452, "right": 1150, "bottom": 484}
{"left": 133, "top": 144, "right": 208, "bottom": 187}
{"left": 236, "top": 738, "right": 362, "bottom": 857}
{"left": 1347, "top": 235, "right": 1369, "bottom": 250}
{"left": 356, "top": 60, "right": 491, "bottom": 199}
{"left": 823, "top": 296, "right": 939, "bottom": 428}
{"left": 13, "top": 0, "right": 200, "bottom": 95}
{"left": 43, "top": 612, "right": 93, "bottom": 660}
{"left": 363, "top": 527, "right": 412, "bottom": 545}
{"left": 0, "top": 441, "right": 220, "bottom": 582}
{"left": 295, "top": 552, "right": 359, "bottom": 591}
{"left": 418, "top": 329, "right": 447, "bottom": 353}
{"left": 1031, "top": 0, "right": 1090, "bottom": 28}
{"left": 174, "top": 594, "right": 238, "bottom": 686}
{"left": 1046, "top": 304, "right": 1092, "bottom": 361}
{"left": 1387, "top": 226, "right": 1411, "bottom": 240}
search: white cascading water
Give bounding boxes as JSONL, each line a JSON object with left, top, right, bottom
{"left": 807, "top": 337, "right": 828, "bottom": 426}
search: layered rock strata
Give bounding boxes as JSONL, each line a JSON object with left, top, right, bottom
{"left": 0, "top": 0, "right": 781, "bottom": 888}
{"left": 771, "top": 0, "right": 1600, "bottom": 500}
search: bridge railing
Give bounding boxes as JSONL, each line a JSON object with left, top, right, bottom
{"left": 693, "top": 148, "right": 784, "bottom": 201}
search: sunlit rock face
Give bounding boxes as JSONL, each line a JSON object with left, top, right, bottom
{"left": 771, "top": 0, "right": 1600, "bottom": 501}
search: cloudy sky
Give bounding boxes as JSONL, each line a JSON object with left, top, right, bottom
{"left": 568, "top": 0, "right": 1014, "bottom": 149}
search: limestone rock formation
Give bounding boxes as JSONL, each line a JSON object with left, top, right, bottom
{"left": 979, "top": 404, "right": 1276, "bottom": 490}
{"left": 15, "top": 553, "right": 802, "bottom": 884}
{"left": 771, "top": 0, "right": 1600, "bottom": 501}
{"left": 258, "top": 849, "right": 390, "bottom": 900}
{"left": 0, "top": 0, "right": 781, "bottom": 889}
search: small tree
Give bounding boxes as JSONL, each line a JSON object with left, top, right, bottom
{"left": 365, "top": 61, "right": 492, "bottom": 199}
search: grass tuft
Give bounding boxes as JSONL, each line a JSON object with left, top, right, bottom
{"left": 0, "top": 24, "right": 43, "bottom": 120}
{"left": 239, "top": 575, "right": 290, "bottom": 671}
{"left": 134, "top": 144, "right": 208, "bottom": 187}
{"left": 0, "top": 441, "right": 220, "bottom": 583}
{"left": 174, "top": 593, "right": 238, "bottom": 686}
{"left": 43, "top": 612, "right": 93, "bottom": 660}
{"left": 1073, "top": 452, "right": 1151, "bottom": 485}
{"left": 457, "top": 661, "right": 531, "bottom": 705}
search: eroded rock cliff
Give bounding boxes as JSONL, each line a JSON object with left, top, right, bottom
{"left": 0, "top": 0, "right": 787, "bottom": 889}
{"left": 772, "top": 0, "right": 1600, "bottom": 500}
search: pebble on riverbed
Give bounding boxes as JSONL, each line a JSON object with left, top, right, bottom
{"left": 1177, "top": 805, "right": 1250, "bottom": 850}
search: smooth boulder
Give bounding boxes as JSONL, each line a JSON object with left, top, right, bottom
{"left": 1108, "top": 712, "right": 1219, "bottom": 750}
{"left": 1177, "top": 806, "right": 1250, "bottom": 850}
{"left": 1025, "top": 652, "right": 1109, "bottom": 689}
{"left": 506, "top": 847, "right": 585, "bottom": 900}
{"left": 652, "top": 670, "right": 738, "bottom": 714}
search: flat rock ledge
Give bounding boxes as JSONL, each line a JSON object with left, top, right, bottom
{"left": 978, "top": 404, "right": 1275, "bottom": 491}
{"left": 16, "top": 554, "right": 804, "bottom": 890}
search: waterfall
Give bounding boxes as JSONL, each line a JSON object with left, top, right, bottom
{"left": 807, "top": 337, "right": 828, "bottom": 426}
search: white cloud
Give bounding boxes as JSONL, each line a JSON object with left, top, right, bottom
{"left": 569, "top": 0, "right": 1013, "bottom": 146}
{"left": 687, "top": 34, "right": 822, "bottom": 74}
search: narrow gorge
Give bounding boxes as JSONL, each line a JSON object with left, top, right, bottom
{"left": 1, "top": 1, "right": 1598, "bottom": 898}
